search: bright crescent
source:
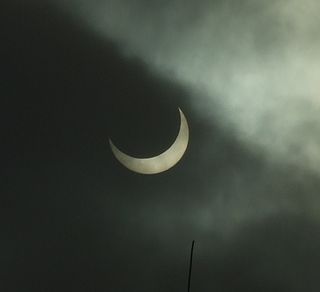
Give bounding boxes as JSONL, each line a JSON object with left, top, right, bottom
{"left": 109, "top": 108, "right": 189, "bottom": 174}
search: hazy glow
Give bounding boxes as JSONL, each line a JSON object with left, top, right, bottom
{"left": 53, "top": 0, "right": 320, "bottom": 234}
{"left": 55, "top": 0, "right": 320, "bottom": 174}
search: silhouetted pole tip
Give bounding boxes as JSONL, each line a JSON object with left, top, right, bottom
{"left": 187, "top": 240, "right": 195, "bottom": 292}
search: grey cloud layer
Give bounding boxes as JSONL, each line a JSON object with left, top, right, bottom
{"left": 53, "top": 0, "right": 320, "bottom": 232}
{"left": 57, "top": 0, "right": 320, "bottom": 174}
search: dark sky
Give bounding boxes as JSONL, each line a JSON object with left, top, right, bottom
{"left": 2, "top": 1, "right": 320, "bottom": 291}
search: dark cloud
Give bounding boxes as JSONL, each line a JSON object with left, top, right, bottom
{"left": 194, "top": 214, "right": 320, "bottom": 292}
{"left": 1, "top": 1, "right": 320, "bottom": 291}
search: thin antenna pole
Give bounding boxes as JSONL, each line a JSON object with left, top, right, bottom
{"left": 187, "top": 240, "right": 195, "bottom": 292}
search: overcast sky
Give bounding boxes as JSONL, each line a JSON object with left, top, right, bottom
{"left": 2, "top": 1, "right": 320, "bottom": 291}
{"left": 57, "top": 0, "right": 320, "bottom": 173}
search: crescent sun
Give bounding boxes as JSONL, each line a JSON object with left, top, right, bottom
{"left": 109, "top": 108, "right": 189, "bottom": 174}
